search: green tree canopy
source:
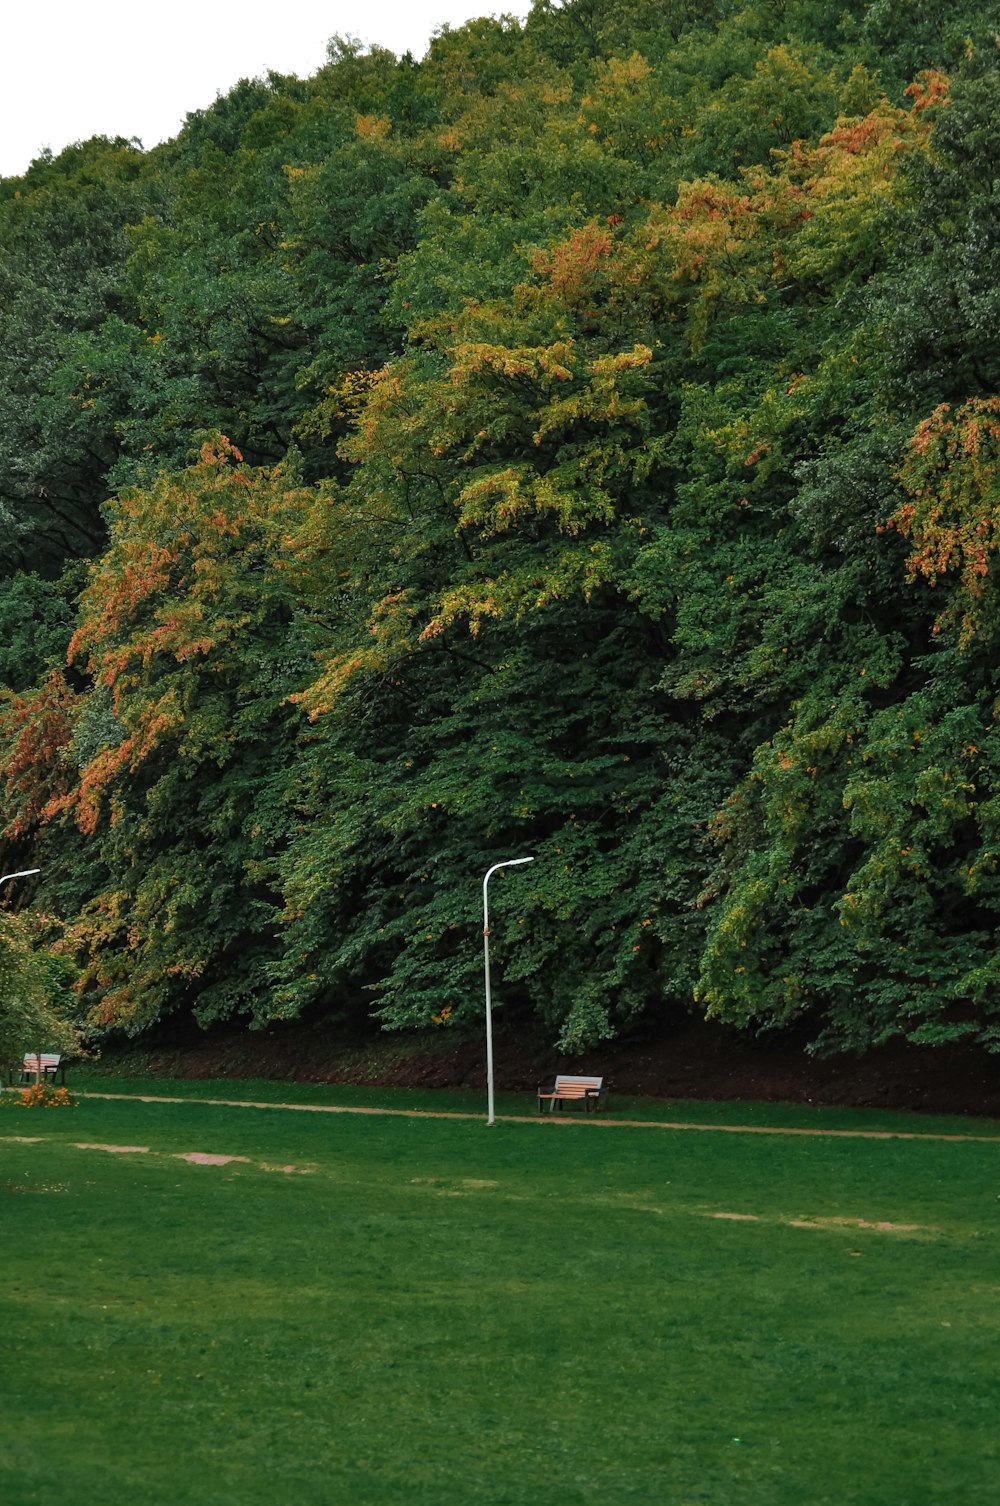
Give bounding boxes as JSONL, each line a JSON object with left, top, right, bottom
{"left": 3, "top": 4, "right": 1000, "bottom": 1058}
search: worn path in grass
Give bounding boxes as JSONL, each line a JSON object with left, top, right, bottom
{"left": 0, "top": 1135, "right": 958, "bottom": 1238}
{"left": 73, "top": 1090, "right": 1000, "bottom": 1142}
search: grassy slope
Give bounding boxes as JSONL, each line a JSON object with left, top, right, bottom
{"left": 2, "top": 1094, "right": 999, "bottom": 1505}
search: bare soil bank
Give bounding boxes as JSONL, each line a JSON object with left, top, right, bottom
{"left": 91, "top": 1017, "right": 1000, "bottom": 1118}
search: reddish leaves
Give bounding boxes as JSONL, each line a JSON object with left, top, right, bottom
{"left": 889, "top": 398, "right": 1000, "bottom": 644}
{"left": 0, "top": 672, "right": 80, "bottom": 840}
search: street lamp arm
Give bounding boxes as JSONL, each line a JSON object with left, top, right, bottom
{"left": 484, "top": 856, "right": 532, "bottom": 889}
{"left": 483, "top": 854, "right": 534, "bottom": 927}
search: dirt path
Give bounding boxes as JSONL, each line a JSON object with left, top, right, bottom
{"left": 74, "top": 1091, "right": 1000, "bottom": 1143}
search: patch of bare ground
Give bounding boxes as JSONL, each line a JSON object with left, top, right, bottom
{"left": 74, "top": 1143, "right": 150, "bottom": 1154}
{"left": 175, "top": 1152, "right": 250, "bottom": 1166}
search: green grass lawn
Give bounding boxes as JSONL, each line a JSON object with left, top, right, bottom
{"left": 2, "top": 1090, "right": 999, "bottom": 1505}
{"left": 68, "top": 1068, "right": 1000, "bottom": 1136}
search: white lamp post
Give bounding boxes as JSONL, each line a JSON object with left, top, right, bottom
{"left": 482, "top": 857, "right": 533, "bottom": 1126}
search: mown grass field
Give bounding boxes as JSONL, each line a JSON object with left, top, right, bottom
{"left": 2, "top": 1087, "right": 999, "bottom": 1505}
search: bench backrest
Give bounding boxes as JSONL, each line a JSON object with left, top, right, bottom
{"left": 23, "top": 1053, "right": 61, "bottom": 1070}
{"left": 552, "top": 1074, "right": 603, "bottom": 1096}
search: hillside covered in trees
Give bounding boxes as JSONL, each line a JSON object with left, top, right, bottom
{"left": 2, "top": 0, "right": 1000, "bottom": 1064}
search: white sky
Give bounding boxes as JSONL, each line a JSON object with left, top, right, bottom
{"left": 1, "top": 1, "right": 534, "bottom": 179}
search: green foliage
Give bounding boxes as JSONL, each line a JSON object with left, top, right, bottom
{"left": 23, "top": 440, "right": 318, "bottom": 1034}
{"left": 0, "top": 909, "right": 80, "bottom": 1080}
{"left": 869, "top": 59, "right": 1000, "bottom": 410}
{"left": 2, "top": 4, "right": 1000, "bottom": 1059}
{"left": 0, "top": 137, "right": 154, "bottom": 570}
{"left": 0, "top": 568, "right": 80, "bottom": 690}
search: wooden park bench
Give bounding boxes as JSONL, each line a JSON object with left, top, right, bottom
{"left": 537, "top": 1074, "right": 607, "bottom": 1114}
{"left": 17, "top": 1053, "right": 67, "bottom": 1086}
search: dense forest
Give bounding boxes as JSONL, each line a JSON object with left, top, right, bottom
{"left": 2, "top": 0, "right": 1000, "bottom": 1063}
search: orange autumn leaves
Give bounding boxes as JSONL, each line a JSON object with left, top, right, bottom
{"left": 301, "top": 77, "right": 947, "bottom": 710}
{"left": 10, "top": 440, "right": 314, "bottom": 837}
{"left": 0, "top": 671, "right": 80, "bottom": 841}
{"left": 889, "top": 398, "right": 1000, "bottom": 646}
{"left": 631, "top": 83, "right": 942, "bottom": 345}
